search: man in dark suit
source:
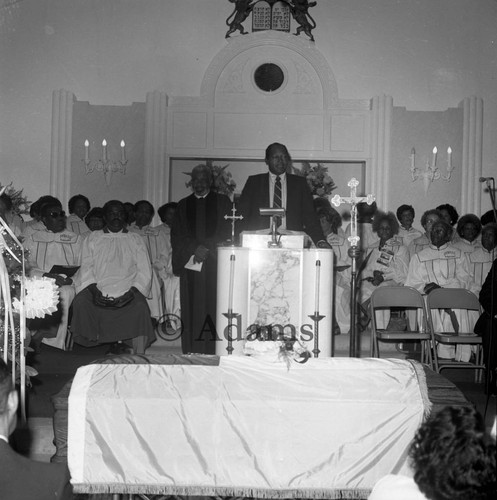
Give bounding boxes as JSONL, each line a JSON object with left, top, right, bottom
{"left": 237, "top": 142, "right": 328, "bottom": 247}
{"left": 0, "top": 359, "right": 73, "bottom": 499}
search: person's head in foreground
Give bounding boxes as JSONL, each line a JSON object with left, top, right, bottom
{"left": 409, "top": 405, "right": 496, "bottom": 500}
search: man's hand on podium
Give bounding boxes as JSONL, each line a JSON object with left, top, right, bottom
{"left": 316, "top": 240, "right": 332, "bottom": 249}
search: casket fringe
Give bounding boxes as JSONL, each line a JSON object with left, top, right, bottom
{"left": 73, "top": 482, "right": 371, "bottom": 499}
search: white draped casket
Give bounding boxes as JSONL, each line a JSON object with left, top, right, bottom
{"left": 68, "top": 357, "right": 430, "bottom": 498}
{"left": 216, "top": 233, "right": 334, "bottom": 357}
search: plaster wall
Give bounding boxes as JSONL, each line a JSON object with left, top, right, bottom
{"left": 1, "top": 0, "right": 496, "bottom": 216}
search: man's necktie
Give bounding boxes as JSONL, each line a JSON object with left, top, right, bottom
{"left": 274, "top": 176, "right": 282, "bottom": 208}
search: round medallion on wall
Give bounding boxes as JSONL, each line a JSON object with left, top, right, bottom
{"left": 253, "top": 62, "right": 286, "bottom": 93}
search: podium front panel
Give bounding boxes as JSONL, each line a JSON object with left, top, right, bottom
{"left": 217, "top": 247, "right": 333, "bottom": 357}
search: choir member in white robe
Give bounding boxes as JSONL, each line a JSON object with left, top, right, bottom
{"left": 23, "top": 200, "right": 81, "bottom": 350}
{"left": 405, "top": 220, "right": 478, "bottom": 360}
{"left": 452, "top": 213, "right": 482, "bottom": 255}
{"left": 359, "top": 211, "right": 409, "bottom": 329}
{"left": 128, "top": 200, "right": 164, "bottom": 320}
{"left": 407, "top": 209, "right": 442, "bottom": 259}
{"left": 396, "top": 204, "right": 423, "bottom": 247}
{"left": 71, "top": 200, "right": 155, "bottom": 354}
{"left": 66, "top": 194, "right": 90, "bottom": 235}
{"left": 155, "top": 202, "right": 181, "bottom": 328}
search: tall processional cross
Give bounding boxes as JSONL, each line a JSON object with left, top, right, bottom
{"left": 331, "top": 178, "right": 375, "bottom": 247}
{"left": 330, "top": 177, "right": 375, "bottom": 358}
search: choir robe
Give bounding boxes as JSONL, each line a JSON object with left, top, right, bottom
{"left": 408, "top": 233, "right": 430, "bottom": 260}
{"left": 406, "top": 243, "right": 478, "bottom": 361}
{"left": 360, "top": 236, "right": 410, "bottom": 329}
{"left": 153, "top": 223, "right": 181, "bottom": 326}
{"left": 128, "top": 223, "right": 166, "bottom": 320}
{"left": 66, "top": 213, "right": 89, "bottom": 235}
{"left": 398, "top": 226, "right": 423, "bottom": 247}
{"left": 468, "top": 246, "right": 496, "bottom": 291}
{"left": 326, "top": 229, "right": 352, "bottom": 333}
{"left": 23, "top": 227, "right": 81, "bottom": 350}
{"left": 171, "top": 191, "right": 231, "bottom": 354}
{"left": 71, "top": 229, "right": 155, "bottom": 348}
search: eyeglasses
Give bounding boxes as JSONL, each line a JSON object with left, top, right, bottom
{"left": 48, "top": 210, "right": 66, "bottom": 218}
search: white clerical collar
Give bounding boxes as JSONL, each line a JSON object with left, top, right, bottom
{"left": 194, "top": 191, "right": 210, "bottom": 199}
{"left": 0, "top": 434, "right": 9, "bottom": 443}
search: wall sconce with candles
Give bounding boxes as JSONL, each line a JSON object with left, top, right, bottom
{"left": 409, "top": 146, "right": 454, "bottom": 193}
{"left": 83, "top": 139, "right": 127, "bottom": 186}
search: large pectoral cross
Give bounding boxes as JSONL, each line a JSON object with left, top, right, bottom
{"left": 224, "top": 202, "right": 243, "bottom": 245}
{"left": 330, "top": 178, "right": 375, "bottom": 358}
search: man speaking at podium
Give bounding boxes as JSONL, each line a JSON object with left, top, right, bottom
{"left": 237, "top": 143, "right": 328, "bottom": 247}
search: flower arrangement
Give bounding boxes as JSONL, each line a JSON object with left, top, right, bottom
{"left": 0, "top": 220, "right": 57, "bottom": 390}
{"left": 0, "top": 182, "right": 31, "bottom": 215}
{"left": 293, "top": 161, "right": 336, "bottom": 197}
{"left": 185, "top": 160, "right": 237, "bottom": 198}
{"left": 243, "top": 325, "right": 311, "bottom": 368}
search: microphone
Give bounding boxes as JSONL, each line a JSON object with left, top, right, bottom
{"left": 479, "top": 177, "right": 494, "bottom": 182}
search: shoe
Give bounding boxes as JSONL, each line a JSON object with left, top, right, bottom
{"left": 106, "top": 342, "right": 134, "bottom": 356}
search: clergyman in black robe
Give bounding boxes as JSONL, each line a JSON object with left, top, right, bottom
{"left": 171, "top": 165, "right": 232, "bottom": 354}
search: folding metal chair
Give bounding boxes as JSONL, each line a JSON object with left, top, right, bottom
{"left": 426, "top": 288, "right": 484, "bottom": 381}
{"left": 370, "top": 286, "right": 434, "bottom": 368}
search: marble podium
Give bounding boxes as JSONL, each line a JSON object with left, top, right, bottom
{"left": 216, "top": 233, "right": 334, "bottom": 357}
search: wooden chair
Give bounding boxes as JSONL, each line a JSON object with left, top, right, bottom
{"left": 426, "top": 288, "right": 484, "bottom": 381}
{"left": 370, "top": 286, "right": 434, "bottom": 368}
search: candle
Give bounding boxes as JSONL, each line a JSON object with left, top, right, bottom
{"left": 410, "top": 147, "right": 415, "bottom": 169}
{"left": 120, "top": 140, "right": 126, "bottom": 162}
{"left": 102, "top": 139, "right": 107, "bottom": 162}
{"left": 228, "top": 253, "right": 235, "bottom": 312}
{"left": 447, "top": 146, "right": 452, "bottom": 168}
{"left": 315, "top": 259, "right": 321, "bottom": 313}
{"left": 84, "top": 140, "right": 89, "bottom": 162}
{"left": 432, "top": 147, "right": 437, "bottom": 168}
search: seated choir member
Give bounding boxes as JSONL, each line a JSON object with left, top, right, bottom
{"left": 405, "top": 220, "right": 478, "bottom": 360}
{"left": 396, "top": 204, "right": 423, "bottom": 246}
{"left": 0, "top": 359, "right": 74, "bottom": 500}
{"left": 66, "top": 194, "right": 90, "bottom": 235}
{"left": 436, "top": 203, "right": 459, "bottom": 241}
{"left": 314, "top": 198, "right": 351, "bottom": 334}
{"left": 23, "top": 198, "right": 81, "bottom": 351}
{"left": 452, "top": 213, "right": 482, "bottom": 254}
{"left": 481, "top": 209, "right": 496, "bottom": 226}
{"left": 359, "top": 210, "right": 409, "bottom": 329}
{"left": 155, "top": 202, "right": 181, "bottom": 328}
{"left": 368, "top": 405, "right": 496, "bottom": 500}
{"left": 127, "top": 200, "right": 164, "bottom": 321}
{"left": 21, "top": 195, "right": 59, "bottom": 239}
{"left": 84, "top": 206, "right": 105, "bottom": 232}
{"left": 71, "top": 200, "right": 155, "bottom": 355}
{"left": 408, "top": 209, "right": 442, "bottom": 259}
